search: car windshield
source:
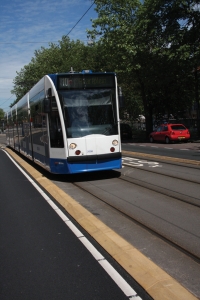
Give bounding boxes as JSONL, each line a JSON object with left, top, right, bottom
{"left": 58, "top": 89, "right": 118, "bottom": 138}
{"left": 171, "top": 125, "right": 186, "bottom": 130}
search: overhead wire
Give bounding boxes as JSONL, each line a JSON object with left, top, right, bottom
{"left": 0, "top": 1, "right": 95, "bottom": 45}
{"left": 0, "top": 95, "right": 14, "bottom": 107}
{"left": 65, "top": 1, "right": 95, "bottom": 37}
{"left": 0, "top": 1, "right": 96, "bottom": 111}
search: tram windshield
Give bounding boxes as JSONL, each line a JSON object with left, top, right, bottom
{"left": 58, "top": 89, "right": 118, "bottom": 138}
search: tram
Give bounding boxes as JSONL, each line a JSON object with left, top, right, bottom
{"left": 6, "top": 70, "right": 123, "bottom": 174}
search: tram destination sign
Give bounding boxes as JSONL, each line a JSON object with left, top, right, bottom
{"left": 58, "top": 74, "right": 115, "bottom": 89}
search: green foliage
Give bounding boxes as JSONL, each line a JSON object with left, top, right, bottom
{"left": 11, "top": 37, "right": 101, "bottom": 103}
{"left": 0, "top": 108, "right": 4, "bottom": 120}
{"left": 87, "top": 0, "right": 200, "bottom": 134}
{"left": 11, "top": 0, "right": 200, "bottom": 135}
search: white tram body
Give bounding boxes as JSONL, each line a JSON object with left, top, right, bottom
{"left": 6, "top": 70, "right": 122, "bottom": 174}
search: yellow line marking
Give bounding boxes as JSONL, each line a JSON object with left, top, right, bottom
{"left": 5, "top": 148, "right": 198, "bottom": 300}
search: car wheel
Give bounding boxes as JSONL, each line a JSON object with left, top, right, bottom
{"left": 149, "top": 136, "right": 154, "bottom": 143}
{"left": 165, "top": 137, "right": 170, "bottom": 144}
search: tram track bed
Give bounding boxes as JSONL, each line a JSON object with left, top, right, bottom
{"left": 121, "top": 159, "right": 200, "bottom": 207}
{"left": 49, "top": 162, "right": 200, "bottom": 299}
{"left": 54, "top": 168, "right": 200, "bottom": 259}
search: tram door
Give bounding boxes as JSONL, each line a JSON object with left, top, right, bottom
{"left": 41, "top": 114, "right": 50, "bottom": 166}
{"left": 30, "top": 110, "right": 50, "bottom": 166}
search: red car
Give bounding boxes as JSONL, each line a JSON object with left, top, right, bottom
{"left": 149, "top": 124, "right": 190, "bottom": 144}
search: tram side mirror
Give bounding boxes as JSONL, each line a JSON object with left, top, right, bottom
{"left": 118, "top": 86, "right": 124, "bottom": 108}
{"left": 48, "top": 88, "right": 52, "bottom": 97}
{"left": 43, "top": 88, "right": 53, "bottom": 113}
{"left": 43, "top": 97, "right": 51, "bottom": 113}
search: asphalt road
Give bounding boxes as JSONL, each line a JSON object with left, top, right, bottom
{"left": 0, "top": 135, "right": 198, "bottom": 300}
{"left": 122, "top": 140, "right": 200, "bottom": 161}
{"left": 0, "top": 149, "right": 141, "bottom": 300}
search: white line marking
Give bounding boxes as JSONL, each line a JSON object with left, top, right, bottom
{"left": 123, "top": 157, "right": 139, "bottom": 161}
{"left": 4, "top": 150, "right": 142, "bottom": 300}
{"left": 123, "top": 162, "right": 143, "bottom": 167}
{"left": 122, "top": 157, "right": 161, "bottom": 168}
{"left": 79, "top": 236, "right": 105, "bottom": 261}
{"left": 180, "top": 149, "right": 189, "bottom": 151}
{"left": 150, "top": 165, "right": 162, "bottom": 168}
{"left": 99, "top": 260, "right": 142, "bottom": 299}
{"left": 138, "top": 161, "right": 159, "bottom": 165}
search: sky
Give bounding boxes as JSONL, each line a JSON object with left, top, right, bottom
{"left": 0, "top": 0, "right": 98, "bottom": 114}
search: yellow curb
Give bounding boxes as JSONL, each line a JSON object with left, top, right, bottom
{"left": 5, "top": 148, "right": 198, "bottom": 300}
{"left": 122, "top": 150, "right": 200, "bottom": 166}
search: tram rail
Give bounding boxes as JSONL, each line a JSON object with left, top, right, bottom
{"left": 72, "top": 182, "right": 200, "bottom": 263}
{"left": 120, "top": 164, "right": 200, "bottom": 207}
{"left": 65, "top": 162, "right": 200, "bottom": 263}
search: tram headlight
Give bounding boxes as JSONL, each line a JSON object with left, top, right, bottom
{"left": 69, "top": 143, "right": 77, "bottom": 149}
{"left": 112, "top": 139, "right": 118, "bottom": 146}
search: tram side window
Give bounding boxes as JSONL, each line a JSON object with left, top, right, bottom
{"left": 49, "top": 112, "right": 64, "bottom": 148}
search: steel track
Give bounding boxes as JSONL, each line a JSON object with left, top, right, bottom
{"left": 72, "top": 176, "right": 200, "bottom": 264}
{"left": 120, "top": 165, "right": 200, "bottom": 208}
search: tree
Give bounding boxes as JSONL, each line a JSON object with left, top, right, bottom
{"left": 87, "top": 0, "right": 146, "bottom": 121}
{"left": 0, "top": 108, "right": 4, "bottom": 120}
{"left": 11, "top": 1, "right": 200, "bottom": 135}
{"left": 0, "top": 108, "right": 5, "bottom": 132}
{"left": 88, "top": 0, "right": 200, "bottom": 135}
{"left": 134, "top": 0, "right": 200, "bottom": 125}
{"left": 11, "top": 37, "right": 101, "bottom": 103}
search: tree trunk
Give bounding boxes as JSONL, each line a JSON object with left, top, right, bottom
{"left": 194, "top": 66, "right": 200, "bottom": 136}
{"left": 137, "top": 73, "right": 153, "bottom": 140}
